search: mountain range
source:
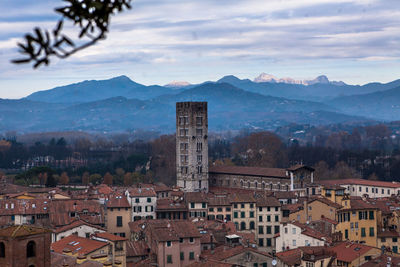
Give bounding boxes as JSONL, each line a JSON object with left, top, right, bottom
{"left": 0, "top": 74, "right": 399, "bottom": 133}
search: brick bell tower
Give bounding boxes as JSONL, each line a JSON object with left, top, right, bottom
{"left": 176, "top": 102, "right": 209, "bottom": 192}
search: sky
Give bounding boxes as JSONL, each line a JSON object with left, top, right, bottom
{"left": 0, "top": 0, "right": 400, "bottom": 98}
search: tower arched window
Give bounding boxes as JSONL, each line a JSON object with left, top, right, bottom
{"left": 247, "top": 181, "right": 251, "bottom": 188}
{"left": 240, "top": 222, "right": 246, "bottom": 230}
{"left": 27, "top": 241, "right": 36, "bottom": 258}
{"left": 0, "top": 242, "right": 5, "bottom": 258}
{"left": 255, "top": 181, "right": 258, "bottom": 189}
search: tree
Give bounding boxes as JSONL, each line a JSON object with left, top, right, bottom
{"left": 13, "top": 0, "right": 133, "bottom": 68}
{"left": 313, "top": 161, "right": 331, "bottom": 180}
{"left": 103, "top": 172, "right": 113, "bottom": 185}
{"left": 123, "top": 172, "right": 133, "bottom": 186}
{"left": 60, "top": 172, "right": 69, "bottom": 185}
{"left": 82, "top": 171, "right": 90, "bottom": 185}
{"left": 89, "top": 173, "right": 102, "bottom": 185}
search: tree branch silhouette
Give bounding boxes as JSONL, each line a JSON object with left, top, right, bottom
{"left": 12, "top": 0, "right": 132, "bottom": 68}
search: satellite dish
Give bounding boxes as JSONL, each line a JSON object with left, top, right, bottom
{"left": 272, "top": 259, "right": 277, "bottom": 266}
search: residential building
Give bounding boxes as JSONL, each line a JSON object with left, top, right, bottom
{"left": 52, "top": 219, "right": 106, "bottom": 242}
{"left": 275, "top": 221, "right": 330, "bottom": 252}
{"left": 289, "top": 196, "right": 341, "bottom": 223}
{"left": 126, "top": 187, "right": 156, "bottom": 221}
{"left": 336, "top": 197, "right": 380, "bottom": 247}
{"left": 328, "top": 241, "right": 381, "bottom": 267}
{"left": 105, "top": 194, "right": 131, "bottom": 238}
{"left": 231, "top": 193, "right": 257, "bottom": 232}
{"left": 256, "top": 196, "right": 281, "bottom": 251}
{"left": 186, "top": 192, "right": 209, "bottom": 218}
{"left": 207, "top": 194, "right": 232, "bottom": 221}
{"left": 156, "top": 198, "right": 188, "bottom": 220}
{"left": 93, "top": 232, "right": 127, "bottom": 267}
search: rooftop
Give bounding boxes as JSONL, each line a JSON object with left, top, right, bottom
{"left": 51, "top": 235, "right": 108, "bottom": 256}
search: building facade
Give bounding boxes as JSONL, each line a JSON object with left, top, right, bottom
{"left": 176, "top": 102, "right": 209, "bottom": 192}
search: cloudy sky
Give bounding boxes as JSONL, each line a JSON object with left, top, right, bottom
{"left": 0, "top": 0, "right": 399, "bottom": 98}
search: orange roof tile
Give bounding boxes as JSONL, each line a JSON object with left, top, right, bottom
{"left": 51, "top": 235, "right": 108, "bottom": 256}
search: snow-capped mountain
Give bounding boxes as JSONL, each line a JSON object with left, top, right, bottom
{"left": 253, "top": 73, "right": 346, "bottom": 86}
{"left": 164, "top": 81, "right": 191, "bottom": 88}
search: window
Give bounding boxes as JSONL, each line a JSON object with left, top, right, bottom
{"left": 275, "top": 207, "right": 279, "bottom": 212}
{"left": 179, "top": 238, "right": 183, "bottom": 243}
{"left": 345, "top": 229, "right": 348, "bottom": 239}
{"left": 226, "top": 207, "right": 231, "bottom": 212}
{"left": 393, "top": 246, "right": 398, "bottom": 253}
{"left": 234, "top": 204, "right": 238, "bottom": 209}
{"left": 361, "top": 228, "right": 366, "bottom": 237}
{"left": 180, "top": 252, "right": 184, "bottom": 260}
{"left": 135, "top": 198, "right": 139, "bottom": 203}
{"left": 197, "top": 155, "right": 202, "bottom": 162}
{"left": 250, "top": 221, "right": 255, "bottom": 230}
{"left": 381, "top": 238, "right": 386, "bottom": 242}
{"left": 196, "top": 142, "right": 202, "bottom": 151}
{"left": 196, "top": 116, "right": 203, "bottom": 126}
{"left": 209, "top": 208, "right": 214, "bottom": 212}
{"left": 0, "top": 242, "right": 5, "bottom": 258}
{"left": 116, "top": 216, "right": 123, "bottom": 227}
{"left": 197, "top": 166, "right": 202, "bottom": 174}
{"left": 259, "top": 207, "right": 263, "bottom": 212}
{"left": 147, "top": 198, "right": 151, "bottom": 203}
{"left": 196, "top": 128, "right": 203, "bottom": 136}
{"left": 292, "top": 228, "right": 296, "bottom": 234}
{"left": 275, "top": 215, "right": 279, "bottom": 222}
{"left": 250, "top": 203, "right": 254, "bottom": 208}
{"left": 274, "top": 226, "right": 280, "bottom": 234}
{"left": 267, "top": 215, "right": 271, "bottom": 222}
{"left": 369, "top": 227, "right": 374, "bottom": 237}
{"left": 369, "top": 211, "right": 374, "bottom": 220}
{"left": 189, "top": 252, "right": 195, "bottom": 260}
{"left": 259, "top": 238, "right": 264, "bottom": 247}
{"left": 259, "top": 216, "right": 263, "bottom": 222}
{"left": 241, "top": 222, "right": 246, "bottom": 230}
{"left": 393, "top": 238, "right": 398, "bottom": 242}
{"left": 166, "top": 241, "right": 171, "bottom": 247}
{"left": 259, "top": 226, "right": 264, "bottom": 234}
{"left": 234, "top": 212, "right": 238, "bottom": 218}
{"left": 191, "top": 203, "right": 195, "bottom": 209}
{"left": 167, "top": 255, "right": 173, "bottom": 264}
{"left": 241, "top": 204, "right": 245, "bottom": 209}
{"left": 267, "top": 226, "right": 272, "bottom": 234}
{"left": 293, "top": 239, "right": 296, "bottom": 246}
{"left": 27, "top": 241, "right": 36, "bottom": 258}
{"left": 202, "top": 203, "right": 206, "bottom": 208}
{"left": 250, "top": 211, "right": 254, "bottom": 218}
{"left": 241, "top": 212, "right": 245, "bottom": 218}
{"left": 267, "top": 238, "right": 272, "bottom": 247}
{"left": 189, "top": 237, "right": 194, "bottom": 243}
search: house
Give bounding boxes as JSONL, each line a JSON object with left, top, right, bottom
{"left": 105, "top": 194, "right": 131, "bottom": 238}
{"left": 156, "top": 198, "right": 188, "bottom": 220}
{"left": 134, "top": 219, "right": 202, "bottom": 267}
{"left": 200, "top": 245, "right": 273, "bottom": 267}
{"left": 275, "top": 221, "right": 331, "bottom": 252}
{"left": 92, "top": 232, "right": 127, "bottom": 267}
{"left": 125, "top": 187, "right": 157, "bottom": 221}
{"left": 231, "top": 193, "right": 257, "bottom": 232}
{"left": 207, "top": 194, "right": 232, "bottom": 221}
{"left": 51, "top": 235, "right": 111, "bottom": 264}
{"left": 186, "top": 192, "right": 209, "bottom": 218}
{"left": 52, "top": 219, "right": 106, "bottom": 242}
{"left": 336, "top": 197, "right": 380, "bottom": 247}
{"left": 289, "top": 196, "right": 341, "bottom": 223}
{"left": 276, "top": 246, "right": 335, "bottom": 267}
{"left": 328, "top": 241, "right": 381, "bottom": 267}
{"left": 255, "top": 195, "right": 281, "bottom": 251}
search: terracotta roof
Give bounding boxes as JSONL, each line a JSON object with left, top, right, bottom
{"left": 126, "top": 240, "right": 149, "bottom": 257}
{"left": 256, "top": 196, "right": 281, "bottom": 207}
{"left": 377, "top": 229, "right": 400, "bottom": 238}
{"left": 282, "top": 203, "right": 303, "bottom": 213}
{"left": 94, "top": 232, "right": 127, "bottom": 241}
{"left": 0, "top": 225, "right": 51, "bottom": 238}
{"left": 276, "top": 248, "right": 302, "bottom": 266}
{"left": 128, "top": 187, "right": 156, "bottom": 197}
{"left": 287, "top": 164, "right": 315, "bottom": 172}
{"left": 209, "top": 165, "right": 288, "bottom": 179}
{"left": 320, "top": 179, "right": 400, "bottom": 189}
{"left": 328, "top": 241, "right": 376, "bottom": 263}
{"left": 143, "top": 220, "right": 202, "bottom": 242}
{"left": 230, "top": 193, "right": 256, "bottom": 203}
{"left": 0, "top": 199, "right": 50, "bottom": 215}
{"left": 156, "top": 199, "right": 187, "bottom": 211}
{"left": 188, "top": 260, "right": 235, "bottom": 267}
{"left": 185, "top": 192, "right": 211, "bottom": 203}
{"left": 289, "top": 222, "right": 331, "bottom": 242}
{"left": 208, "top": 196, "right": 231, "bottom": 206}
{"left": 273, "top": 191, "right": 297, "bottom": 199}
{"left": 348, "top": 199, "right": 378, "bottom": 210}
{"left": 360, "top": 254, "right": 400, "bottom": 267}
{"left": 55, "top": 219, "right": 105, "bottom": 234}
{"left": 201, "top": 245, "right": 271, "bottom": 262}
{"left": 95, "top": 184, "right": 113, "bottom": 195}
{"left": 51, "top": 235, "right": 108, "bottom": 256}
{"left": 106, "top": 194, "right": 130, "bottom": 208}
{"left": 308, "top": 196, "right": 342, "bottom": 209}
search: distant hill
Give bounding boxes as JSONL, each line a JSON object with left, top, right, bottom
{"left": 328, "top": 86, "right": 400, "bottom": 121}
{"left": 0, "top": 82, "right": 374, "bottom": 133}
{"left": 25, "top": 75, "right": 178, "bottom": 103}
{"left": 216, "top": 75, "right": 400, "bottom": 101}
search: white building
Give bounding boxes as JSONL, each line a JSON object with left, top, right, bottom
{"left": 125, "top": 187, "right": 157, "bottom": 221}
{"left": 52, "top": 219, "right": 105, "bottom": 242}
{"left": 321, "top": 179, "right": 400, "bottom": 198}
{"left": 275, "top": 221, "right": 328, "bottom": 252}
